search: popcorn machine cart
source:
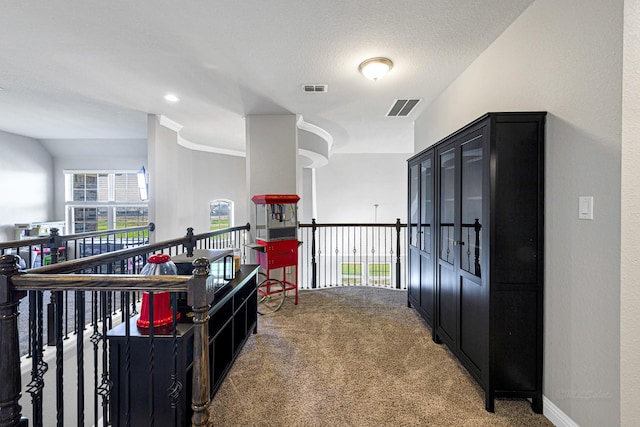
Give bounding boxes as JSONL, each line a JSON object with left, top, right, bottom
{"left": 250, "top": 194, "right": 300, "bottom": 306}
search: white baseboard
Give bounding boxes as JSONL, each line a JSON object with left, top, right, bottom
{"left": 544, "top": 396, "right": 580, "bottom": 427}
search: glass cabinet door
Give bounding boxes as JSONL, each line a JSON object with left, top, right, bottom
{"left": 439, "top": 148, "right": 456, "bottom": 265}
{"left": 420, "top": 155, "right": 435, "bottom": 323}
{"left": 460, "top": 135, "right": 483, "bottom": 277}
{"left": 420, "top": 158, "right": 432, "bottom": 254}
{"left": 436, "top": 144, "right": 457, "bottom": 343}
{"left": 409, "top": 163, "right": 419, "bottom": 248}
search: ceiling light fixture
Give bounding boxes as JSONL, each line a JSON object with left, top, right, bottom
{"left": 358, "top": 57, "right": 393, "bottom": 81}
{"left": 164, "top": 94, "right": 180, "bottom": 103}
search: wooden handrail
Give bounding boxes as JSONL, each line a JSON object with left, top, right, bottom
{"left": 11, "top": 274, "right": 191, "bottom": 292}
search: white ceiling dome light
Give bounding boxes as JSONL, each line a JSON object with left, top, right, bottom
{"left": 163, "top": 93, "right": 180, "bottom": 103}
{"left": 358, "top": 57, "right": 393, "bottom": 81}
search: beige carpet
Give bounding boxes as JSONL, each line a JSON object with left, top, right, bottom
{"left": 208, "top": 287, "right": 553, "bottom": 426}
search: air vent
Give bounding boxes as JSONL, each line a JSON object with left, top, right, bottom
{"left": 387, "top": 99, "right": 421, "bottom": 117}
{"left": 302, "top": 84, "right": 328, "bottom": 93}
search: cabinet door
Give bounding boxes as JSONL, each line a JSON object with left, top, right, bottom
{"left": 419, "top": 156, "right": 434, "bottom": 322}
{"left": 436, "top": 144, "right": 457, "bottom": 345}
{"left": 408, "top": 162, "right": 420, "bottom": 303}
{"left": 458, "top": 131, "right": 486, "bottom": 373}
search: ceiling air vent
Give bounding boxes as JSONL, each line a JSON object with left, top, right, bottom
{"left": 387, "top": 99, "right": 421, "bottom": 117}
{"left": 302, "top": 84, "right": 328, "bottom": 93}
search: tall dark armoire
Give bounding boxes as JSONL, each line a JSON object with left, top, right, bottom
{"left": 407, "top": 112, "right": 545, "bottom": 413}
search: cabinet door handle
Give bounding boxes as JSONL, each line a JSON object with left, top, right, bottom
{"left": 452, "top": 241, "right": 465, "bottom": 246}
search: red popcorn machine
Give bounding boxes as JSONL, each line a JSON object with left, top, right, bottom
{"left": 250, "top": 194, "right": 300, "bottom": 306}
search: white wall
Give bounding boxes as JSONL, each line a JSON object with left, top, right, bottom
{"left": 0, "top": 131, "right": 53, "bottom": 241}
{"left": 299, "top": 168, "right": 315, "bottom": 223}
{"left": 190, "top": 149, "right": 248, "bottom": 233}
{"left": 33, "top": 124, "right": 247, "bottom": 245}
{"left": 148, "top": 116, "right": 247, "bottom": 242}
{"left": 621, "top": 0, "right": 640, "bottom": 424}
{"left": 315, "top": 153, "right": 407, "bottom": 224}
{"left": 414, "top": 0, "right": 623, "bottom": 425}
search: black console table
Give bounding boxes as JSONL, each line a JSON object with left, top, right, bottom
{"left": 108, "top": 264, "right": 259, "bottom": 427}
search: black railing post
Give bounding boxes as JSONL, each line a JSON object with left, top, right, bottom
{"left": 185, "top": 228, "right": 195, "bottom": 258}
{"left": 47, "top": 228, "right": 61, "bottom": 346}
{"left": 47, "top": 299, "right": 56, "bottom": 347}
{"left": 0, "top": 255, "right": 28, "bottom": 427}
{"left": 311, "top": 218, "right": 317, "bottom": 289}
{"left": 395, "top": 218, "right": 402, "bottom": 289}
{"left": 243, "top": 222, "right": 251, "bottom": 264}
{"left": 48, "top": 228, "right": 62, "bottom": 265}
{"left": 188, "top": 257, "right": 211, "bottom": 426}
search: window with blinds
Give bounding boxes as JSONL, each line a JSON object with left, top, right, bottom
{"left": 65, "top": 172, "right": 149, "bottom": 233}
{"left": 72, "top": 173, "right": 108, "bottom": 202}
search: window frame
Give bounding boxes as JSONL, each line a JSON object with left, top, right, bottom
{"left": 64, "top": 170, "right": 149, "bottom": 233}
{"left": 209, "top": 199, "right": 234, "bottom": 231}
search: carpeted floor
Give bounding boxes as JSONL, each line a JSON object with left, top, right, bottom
{"left": 208, "top": 287, "right": 553, "bottom": 426}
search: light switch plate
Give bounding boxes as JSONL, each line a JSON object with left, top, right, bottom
{"left": 578, "top": 196, "right": 594, "bottom": 220}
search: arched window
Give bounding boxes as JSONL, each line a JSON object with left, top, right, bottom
{"left": 210, "top": 199, "right": 233, "bottom": 230}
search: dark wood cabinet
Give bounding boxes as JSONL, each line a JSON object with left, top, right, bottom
{"left": 108, "top": 265, "right": 259, "bottom": 426}
{"left": 407, "top": 112, "right": 545, "bottom": 413}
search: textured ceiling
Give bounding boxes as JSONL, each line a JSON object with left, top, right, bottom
{"left": 0, "top": 0, "right": 534, "bottom": 156}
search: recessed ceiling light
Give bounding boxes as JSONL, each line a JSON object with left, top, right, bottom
{"left": 164, "top": 94, "right": 180, "bottom": 103}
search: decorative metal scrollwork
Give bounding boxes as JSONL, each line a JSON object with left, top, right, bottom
{"left": 168, "top": 375, "right": 184, "bottom": 408}
{"left": 26, "top": 363, "right": 46, "bottom": 396}
{"left": 89, "top": 329, "right": 102, "bottom": 347}
{"left": 97, "top": 373, "right": 113, "bottom": 398}
{"left": 38, "top": 359, "right": 48, "bottom": 377}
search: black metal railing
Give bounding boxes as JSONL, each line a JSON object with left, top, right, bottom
{"left": 0, "top": 224, "right": 154, "bottom": 269}
{"left": 1, "top": 225, "right": 156, "bottom": 357}
{"left": 0, "top": 219, "right": 404, "bottom": 426}
{"left": 299, "top": 219, "right": 407, "bottom": 290}
{"left": 0, "top": 223, "right": 250, "bottom": 427}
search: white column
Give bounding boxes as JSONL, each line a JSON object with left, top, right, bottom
{"left": 245, "top": 114, "right": 299, "bottom": 226}
{"left": 246, "top": 114, "right": 299, "bottom": 196}
{"left": 147, "top": 114, "right": 193, "bottom": 242}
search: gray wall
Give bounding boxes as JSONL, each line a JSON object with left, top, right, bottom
{"left": 0, "top": 131, "right": 54, "bottom": 241}
{"left": 413, "top": 0, "right": 623, "bottom": 425}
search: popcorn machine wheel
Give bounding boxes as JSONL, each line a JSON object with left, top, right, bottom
{"left": 249, "top": 194, "right": 301, "bottom": 311}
